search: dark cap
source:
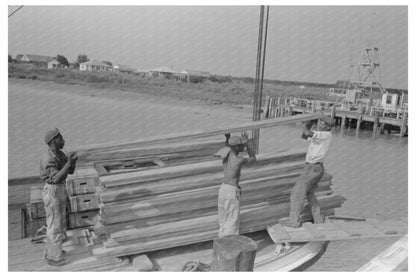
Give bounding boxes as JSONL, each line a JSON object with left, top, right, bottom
{"left": 44, "top": 128, "right": 60, "bottom": 144}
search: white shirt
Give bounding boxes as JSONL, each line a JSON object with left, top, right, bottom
{"left": 305, "top": 131, "right": 332, "bottom": 163}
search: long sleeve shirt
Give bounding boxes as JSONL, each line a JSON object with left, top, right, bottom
{"left": 40, "top": 149, "right": 75, "bottom": 184}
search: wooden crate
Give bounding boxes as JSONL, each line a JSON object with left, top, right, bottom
{"left": 68, "top": 194, "right": 100, "bottom": 213}
{"left": 25, "top": 202, "right": 45, "bottom": 220}
{"left": 66, "top": 167, "right": 99, "bottom": 196}
{"left": 22, "top": 208, "right": 46, "bottom": 238}
{"left": 68, "top": 210, "right": 99, "bottom": 229}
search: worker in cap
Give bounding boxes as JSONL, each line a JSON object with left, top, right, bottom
{"left": 282, "top": 116, "right": 333, "bottom": 228}
{"left": 214, "top": 131, "right": 256, "bottom": 237}
{"left": 39, "top": 128, "right": 78, "bottom": 266}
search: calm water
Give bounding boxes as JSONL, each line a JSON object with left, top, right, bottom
{"left": 9, "top": 80, "right": 408, "bottom": 271}
{"left": 260, "top": 126, "right": 408, "bottom": 271}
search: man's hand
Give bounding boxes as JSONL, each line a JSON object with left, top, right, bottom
{"left": 241, "top": 131, "right": 249, "bottom": 145}
{"left": 68, "top": 151, "right": 78, "bottom": 163}
{"left": 225, "top": 133, "right": 231, "bottom": 140}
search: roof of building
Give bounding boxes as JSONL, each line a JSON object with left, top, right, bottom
{"left": 183, "top": 69, "right": 210, "bottom": 76}
{"left": 80, "top": 60, "right": 112, "bottom": 67}
{"left": 113, "top": 64, "right": 136, "bottom": 71}
{"left": 23, "top": 54, "right": 54, "bottom": 63}
{"left": 150, "top": 67, "right": 181, "bottom": 74}
{"left": 48, "top": 59, "right": 60, "bottom": 64}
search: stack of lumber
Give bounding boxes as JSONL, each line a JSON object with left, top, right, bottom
{"left": 62, "top": 113, "right": 344, "bottom": 258}
{"left": 91, "top": 149, "right": 345, "bottom": 258}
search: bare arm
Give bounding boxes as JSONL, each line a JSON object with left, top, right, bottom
{"left": 224, "top": 133, "right": 230, "bottom": 146}
{"left": 245, "top": 140, "right": 256, "bottom": 164}
{"left": 47, "top": 160, "right": 73, "bottom": 184}
{"left": 241, "top": 132, "right": 256, "bottom": 165}
{"left": 68, "top": 152, "right": 78, "bottom": 175}
{"left": 301, "top": 122, "right": 314, "bottom": 139}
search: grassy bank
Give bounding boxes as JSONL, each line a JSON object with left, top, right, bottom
{"left": 8, "top": 63, "right": 337, "bottom": 106}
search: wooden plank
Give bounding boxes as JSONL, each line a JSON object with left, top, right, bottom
{"left": 77, "top": 113, "right": 324, "bottom": 153}
{"left": 268, "top": 219, "right": 403, "bottom": 244}
{"left": 357, "top": 235, "right": 408, "bottom": 271}
{"left": 100, "top": 177, "right": 332, "bottom": 225}
{"left": 99, "top": 161, "right": 305, "bottom": 203}
{"left": 266, "top": 224, "right": 291, "bottom": 241}
{"left": 302, "top": 222, "right": 326, "bottom": 238}
{"left": 100, "top": 150, "right": 307, "bottom": 188}
{"left": 97, "top": 196, "right": 343, "bottom": 254}
{"left": 79, "top": 140, "right": 224, "bottom": 165}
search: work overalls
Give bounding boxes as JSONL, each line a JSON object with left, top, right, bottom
{"left": 42, "top": 182, "right": 67, "bottom": 262}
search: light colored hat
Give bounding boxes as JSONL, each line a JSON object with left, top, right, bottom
{"left": 44, "top": 128, "right": 60, "bottom": 144}
{"left": 229, "top": 136, "right": 244, "bottom": 146}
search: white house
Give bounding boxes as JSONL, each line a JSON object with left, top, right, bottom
{"left": 79, "top": 60, "right": 112, "bottom": 72}
{"left": 47, "top": 59, "right": 61, "bottom": 69}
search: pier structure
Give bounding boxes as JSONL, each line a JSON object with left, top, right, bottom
{"left": 263, "top": 96, "right": 408, "bottom": 137}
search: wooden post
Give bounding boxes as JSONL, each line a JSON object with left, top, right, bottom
{"left": 324, "top": 102, "right": 330, "bottom": 110}
{"left": 373, "top": 113, "right": 379, "bottom": 134}
{"left": 264, "top": 96, "right": 270, "bottom": 119}
{"left": 379, "top": 123, "right": 385, "bottom": 134}
{"left": 356, "top": 116, "right": 362, "bottom": 136}
{"left": 288, "top": 106, "right": 293, "bottom": 116}
{"left": 400, "top": 111, "right": 407, "bottom": 137}
{"left": 341, "top": 116, "right": 346, "bottom": 129}
{"left": 212, "top": 235, "right": 258, "bottom": 272}
{"left": 330, "top": 105, "right": 336, "bottom": 121}
{"left": 277, "top": 97, "right": 281, "bottom": 105}
{"left": 274, "top": 107, "right": 279, "bottom": 118}
{"left": 312, "top": 101, "right": 317, "bottom": 112}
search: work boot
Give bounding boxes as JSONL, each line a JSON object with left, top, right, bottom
{"left": 46, "top": 258, "right": 66, "bottom": 266}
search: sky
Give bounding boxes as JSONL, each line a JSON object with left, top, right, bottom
{"left": 8, "top": 5, "right": 408, "bottom": 89}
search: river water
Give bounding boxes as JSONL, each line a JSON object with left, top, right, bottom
{"left": 8, "top": 79, "right": 408, "bottom": 271}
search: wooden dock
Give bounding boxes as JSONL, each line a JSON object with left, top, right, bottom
{"left": 263, "top": 96, "right": 408, "bottom": 136}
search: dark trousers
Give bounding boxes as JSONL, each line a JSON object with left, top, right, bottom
{"left": 289, "top": 163, "right": 325, "bottom": 225}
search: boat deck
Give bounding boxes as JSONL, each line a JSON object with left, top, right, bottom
{"left": 8, "top": 230, "right": 327, "bottom": 271}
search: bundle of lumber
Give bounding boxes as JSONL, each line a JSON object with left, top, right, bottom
{"left": 92, "top": 149, "right": 346, "bottom": 258}
{"left": 63, "top": 113, "right": 344, "bottom": 258}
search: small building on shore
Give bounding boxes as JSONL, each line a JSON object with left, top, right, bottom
{"left": 47, "top": 59, "right": 61, "bottom": 69}
{"left": 181, "top": 69, "right": 210, "bottom": 82}
{"left": 113, "top": 64, "right": 136, "bottom": 74}
{"left": 150, "top": 67, "right": 183, "bottom": 79}
{"left": 80, "top": 60, "right": 112, "bottom": 72}
{"left": 381, "top": 90, "right": 407, "bottom": 109}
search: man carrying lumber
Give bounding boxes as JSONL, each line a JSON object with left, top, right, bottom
{"left": 214, "top": 132, "right": 256, "bottom": 237}
{"left": 283, "top": 116, "right": 333, "bottom": 228}
{"left": 39, "top": 128, "right": 78, "bottom": 266}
